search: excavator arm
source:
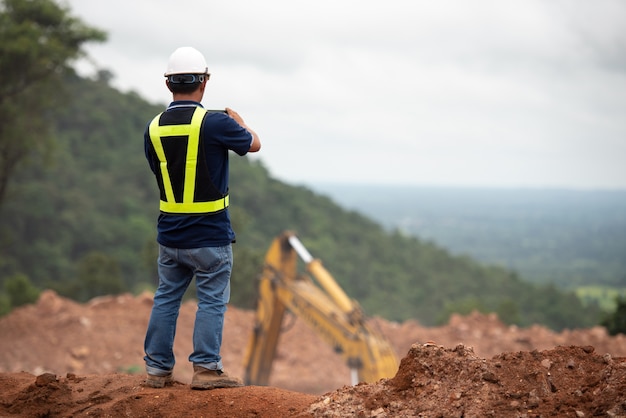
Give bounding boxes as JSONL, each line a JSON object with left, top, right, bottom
{"left": 243, "top": 231, "right": 399, "bottom": 386}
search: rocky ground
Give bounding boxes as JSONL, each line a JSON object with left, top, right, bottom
{"left": 0, "top": 290, "right": 624, "bottom": 417}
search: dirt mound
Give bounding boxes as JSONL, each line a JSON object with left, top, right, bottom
{"left": 1, "top": 290, "right": 625, "bottom": 417}
{"left": 307, "top": 344, "right": 626, "bottom": 417}
{"left": 0, "top": 372, "right": 316, "bottom": 418}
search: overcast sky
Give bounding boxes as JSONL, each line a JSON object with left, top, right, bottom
{"left": 65, "top": 0, "right": 626, "bottom": 190}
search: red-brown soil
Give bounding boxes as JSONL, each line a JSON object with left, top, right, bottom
{"left": 1, "top": 290, "right": 625, "bottom": 417}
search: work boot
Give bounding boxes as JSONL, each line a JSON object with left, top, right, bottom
{"left": 144, "top": 372, "right": 173, "bottom": 388}
{"left": 191, "top": 365, "right": 243, "bottom": 390}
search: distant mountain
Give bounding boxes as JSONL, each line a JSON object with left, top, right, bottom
{"left": 309, "top": 183, "right": 626, "bottom": 290}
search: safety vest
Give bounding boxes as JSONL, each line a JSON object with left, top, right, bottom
{"left": 148, "top": 107, "right": 229, "bottom": 215}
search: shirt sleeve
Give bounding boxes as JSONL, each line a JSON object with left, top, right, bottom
{"left": 202, "top": 113, "right": 253, "bottom": 156}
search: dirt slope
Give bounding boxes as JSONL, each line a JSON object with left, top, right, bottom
{"left": 0, "top": 290, "right": 625, "bottom": 417}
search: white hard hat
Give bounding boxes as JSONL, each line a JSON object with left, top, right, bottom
{"left": 164, "top": 47, "right": 209, "bottom": 76}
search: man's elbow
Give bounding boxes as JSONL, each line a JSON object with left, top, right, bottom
{"left": 249, "top": 136, "right": 261, "bottom": 153}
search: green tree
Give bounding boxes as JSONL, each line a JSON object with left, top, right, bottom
{"left": 231, "top": 246, "right": 265, "bottom": 309}
{"left": 496, "top": 299, "right": 521, "bottom": 325}
{"left": 0, "top": 0, "right": 105, "bottom": 205}
{"left": 0, "top": 294, "right": 9, "bottom": 316}
{"left": 601, "top": 296, "right": 626, "bottom": 336}
{"left": 3, "top": 272, "right": 39, "bottom": 307}
{"left": 58, "top": 251, "right": 125, "bottom": 302}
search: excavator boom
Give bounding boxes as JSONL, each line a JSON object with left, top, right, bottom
{"left": 243, "top": 231, "right": 399, "bottom": 386}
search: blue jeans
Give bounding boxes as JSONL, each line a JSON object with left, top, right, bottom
{"left": 144, "top": 244, "right": 232, "bottom": 376}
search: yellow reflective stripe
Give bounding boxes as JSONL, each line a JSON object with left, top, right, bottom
{"left": 155, "top": 125, "right": 194, "bottom": 136}
{"left": 159, "top": 195, "right": 229, "bottom": 214}
{"left": 148, "top": 113, "right": 176, "bottom": 204}
{"left": 183, "top": 108, "right": 205, "bottom": 204}
{"left": 150, "top": 107, "right": 227, "bottom": 214}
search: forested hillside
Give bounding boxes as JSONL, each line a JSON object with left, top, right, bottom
{"left": 313, "top": 184, "right": 626, "bottom": 290}
{"left": 0, "top": 74, "right": 604, "bottom": 330}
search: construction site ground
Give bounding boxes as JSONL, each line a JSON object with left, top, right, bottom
{"left": 0, "top": 290, "right": 624, "bottom": 417}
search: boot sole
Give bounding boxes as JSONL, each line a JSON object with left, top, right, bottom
{"left": 144, "top": 375, "right": 173, "bottom": 388}
{"left": 145, "top": 379, "right": 172, "bottom": 388}
{"left": 191, "top": 380, "right": 243, "bottom": 390}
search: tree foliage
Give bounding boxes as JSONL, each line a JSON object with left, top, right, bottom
{"left": 66, "top": 251, "right": 125, "bottom": 303}
{"left": 0, "top": 18, "right": 606, "bottom": 330}
{"left": 601, "top": 296, "right": 626, "bottom": 336}
{"left": 3, "top": 272, "right": 39, "bottom": 308}
{"left": 328, "top": 185, "right": 626, "bottom": 290}
{"left": 0, "top": 72, "right": 163, "bottom": 308}
{"left": 0, "top": 0, "right": 105, "bottom": 205}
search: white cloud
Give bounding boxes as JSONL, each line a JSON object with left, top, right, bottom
{"left": 66, "top": 0, "right": 626, "bottom": 189}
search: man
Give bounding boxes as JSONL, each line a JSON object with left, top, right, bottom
{"left": 143, "top": 46, "right": 261, "bottom": 390}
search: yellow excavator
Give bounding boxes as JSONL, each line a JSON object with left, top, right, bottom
{"left": 242, "top": 231, "right": 399, "bottom": 386}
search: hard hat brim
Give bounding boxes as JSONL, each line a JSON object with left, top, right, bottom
{"left": 164, "top": 69, "right": 209, "bottom": 77}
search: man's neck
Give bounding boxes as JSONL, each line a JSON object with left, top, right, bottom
{"left": 173, "top": 93, "right": 202, "bottom": 102}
